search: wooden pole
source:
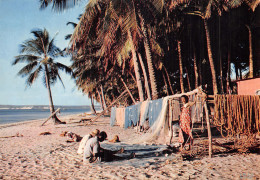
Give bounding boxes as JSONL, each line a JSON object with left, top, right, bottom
{"left": 86, "top": 90, "right": 128, "bottom": 125}
{"left": 120, "top": 76, "right": 136, "bottom": 104}
{"left": 41, "top": 108, "right": 61, "bottom": 126}
{"left": 204, "top": 103, "right": 212, "bottom": 158}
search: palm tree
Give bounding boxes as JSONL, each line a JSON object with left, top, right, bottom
{"left": 13, "top": 28, "right": 73, "bottom": 124}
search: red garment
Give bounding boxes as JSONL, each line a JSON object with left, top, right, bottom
{"left": 179, "top": 105, "right": 193, "bottom": 143}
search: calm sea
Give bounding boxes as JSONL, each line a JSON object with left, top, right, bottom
{"left": 0, "top": 105, "right": 97, "bottom": 124}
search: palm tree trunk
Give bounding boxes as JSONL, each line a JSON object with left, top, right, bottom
{"left": 226, "top": 48, "right": 231, "bottom": 94}
{"left": 90, "top": 93, "right": 96, "bottom": 115}
{"left": 246, "top": 25, "right": 253, "bottom": 78}
{"left": 219, "top": 56, "right": 224, "bottom": 94}
{"left": 128, "top": 30, "right": 145, "bottom": 102}
{"left": 100, "top": 85, "right": 107, "bottom": 110}
{"left": 218, "top": 17, "right": 224, "bottom": 94}
{"left": 177, "top": 40, "right": 185, "bottom": 93}
{"left": 97, "top": 89, "right": 104, "bottom": 111}
{"left": 193, "top": 49, "right": 199, "bottom": 88}
{"left": 204, "top": 19, "right": 218, "bottom": 95}
{"left": 140, "top": 15, "right": 158, "bottom": 100}
{"left": 44, "top": 64, "right": 60, "bottom": 123}
{"left": 162, "top": 64, "right": 174, "bottom": 95}
{"left": 185, "top": 67, "right": 191, "bottom": 91}
{"left": 162, "top": 72, "right": 169, "bottom": 96}
{"left": 120, "top": 76, "right": 136, "bottom": 103}
{"left": 138, "top": 53, "right": 152, "bottom": 100}
{"left": 130, "top": 72, "right": 137, "bottom": 84}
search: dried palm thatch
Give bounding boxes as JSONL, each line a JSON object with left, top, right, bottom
{"left": 214, "top": 95, "right": 260, "bottom": 137}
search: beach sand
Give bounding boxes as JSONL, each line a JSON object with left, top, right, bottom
{"left": 0, "top": 114, "right": 259, "bottom": 180}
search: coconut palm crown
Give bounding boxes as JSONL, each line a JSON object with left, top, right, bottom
{"left": 13, "top": 28, "right": 73, "bottom": 124}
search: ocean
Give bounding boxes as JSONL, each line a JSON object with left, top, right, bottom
{"left": 0, "top": 105, "right": 97, "bottom": 124}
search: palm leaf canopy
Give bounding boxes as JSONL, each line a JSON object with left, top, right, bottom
{"left": 13, "top": 28, "right": 72, "bottom": 87}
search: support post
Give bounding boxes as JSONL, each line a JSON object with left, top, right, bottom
{"left": 204, "top": 103, "right": 212, "bottom": 158}
{"left": 41, "top": 108, "right": 61, "bottom": 126}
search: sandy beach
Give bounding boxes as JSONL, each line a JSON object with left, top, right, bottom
{"left": 0, "top": 114, "right": 259, "bottom": 180}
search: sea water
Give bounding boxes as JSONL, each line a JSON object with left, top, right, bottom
{"left": 0, "top": 105, "right": 97, "bottom": 124}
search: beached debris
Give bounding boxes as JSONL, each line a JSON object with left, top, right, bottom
{"left": 39, "top": 132, "right": 52, "bottom": 135}
{"left": 0, "top": 132, "right": 23, "bottom": 138}
{"left": 109, "top": 135, "right": 120, "bottom": 143}
{"left": 79, "top": 118, "right": 91, "bottom": 123}
{"left": 60, "top": 131, "right": 82, "bottom": 142}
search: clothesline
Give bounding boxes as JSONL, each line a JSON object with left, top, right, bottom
{"left": 110, "top": 87, "right": 206, "bottom": 142}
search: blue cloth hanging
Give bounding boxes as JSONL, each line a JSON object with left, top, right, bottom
{"left": 140, "top": 101, "right": 150, "bottom": 126}
{"left": 124, "top": 103, "right": 141, "bottom": 129}
{"left": 110, "top": 107, "right": 116, "bottom": 126}
{"left": 148, "top": 98, "right": 163, "bottom": 127}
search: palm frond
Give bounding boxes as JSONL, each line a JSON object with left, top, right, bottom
{"left": 227, "top": 0, "right": 244, "bottom": 9}
{"left": 70, "top": 0, "right": 103, "bottom": 47}
{"left": 66, "top": 21, "right": 78, "bottom": 28}
{"left": 25, "top": 66, "right": 42, "bottom": 87}
{"left": 65, "top": 34, "right": 72, "bottom": 40}
{"left": 39, "top": 0, "right": 52, "bottom": 10}
{"left": 17, "top": 61, "right": 39, "bottom": 77}
{"left": 20, "top": 40, "right": 44, "bottom": 55}
{"left": 205, "top": 0, "right": 213, "bottom": 19}
{"left": 54, "top": 62, "right": 73, "bottom": 75}
{"left": 57, "top": 72, "right": 65, "bottom": 88}
{"left": 244, "top": 0, "right": 260, "bottom": 11}
{"left": 48, "top": 38, "right": 63, "bottom": 57}
{"left": 39, "top": 0, "right": 81, "bottom": 11}
{"left": 13, "top": 55, "right": 40, "bottom": 65}
{"left": 149, "top": 0, "right": 165, "bottom": 13}
{"left": 150, "top": 37, "right": 164, "bottom": 56}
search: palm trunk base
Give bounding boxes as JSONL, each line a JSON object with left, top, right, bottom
{"left": 53, "top": 114, "right": 66, "bottom": 125}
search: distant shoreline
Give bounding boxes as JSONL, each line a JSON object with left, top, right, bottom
{"left": 0, "top": 107, "right": 97, "bottom": 125}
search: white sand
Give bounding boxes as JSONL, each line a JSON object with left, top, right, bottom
{"left": 0, "top": 114, "right": 259, "bottom": 179}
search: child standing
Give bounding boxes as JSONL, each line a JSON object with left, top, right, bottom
{"left": 179, "top": 95, "right": 195, "bottom": 150}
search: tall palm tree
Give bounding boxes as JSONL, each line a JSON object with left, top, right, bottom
{"left": 13, "top": 28, "right": 72, "bottom": 124}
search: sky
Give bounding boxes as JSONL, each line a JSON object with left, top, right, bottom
{"left": 0, "top": 0, "right": 97, "bottom": 106}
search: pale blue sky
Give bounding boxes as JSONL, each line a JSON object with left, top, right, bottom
{"left": 0, "top": 0, "right": 94, "bottom": 106}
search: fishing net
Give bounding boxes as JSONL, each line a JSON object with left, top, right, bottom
{"left": 214, "top": 95, "right": 260, "bottom": 137}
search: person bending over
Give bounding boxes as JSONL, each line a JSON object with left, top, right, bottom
{"left": 83, "top": 131, "right": 134, "bottom": 163}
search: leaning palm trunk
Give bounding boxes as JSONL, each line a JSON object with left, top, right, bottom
{"left": 177, "top": 40, "right": 185, "bottom": 93}
{"left": 44, "top": 65, "right": 60, "bottom": 123}
{"left": 100, "top": 85, "right": 107, "bottom": 110}
{"left": 246, "top": 25, "right": 253, "bottom": 78}
{"left": 128, "top": 30, "right": 145, "bottom": 102}
{"left": 119, "top": 76, "right": 136, "bottom": 103}
{"left": 141, "top": 19, "right": 158, "bottom": 100}
{"left": 204, "top": 19, "right": 218, "bottom": 95}
{"left": 138, "top": 53, "right": 152, "bottom": 100}
{"left": 90, "top": 93, "right": 96, "bottom": 115}
{"left": 97, "top": 89, "right": 104, "bottom": 111}
{"left": 162, "top": 65, "right": 174, "bottom": 95}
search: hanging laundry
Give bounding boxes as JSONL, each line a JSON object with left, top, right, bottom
{"left": 170, "top": 99, "right": 181, "bottom": 121}
{"left": 110, "top": 107, "right": 116, "bottom": 126}
{"left": 124, "top": 103, "right": 141, "bottom": 129}
{"left": 116, "top": 107, "right": 125, "bottom": 128}
{"left": 148, "top": 98, "right": 163, "bottom": 127}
